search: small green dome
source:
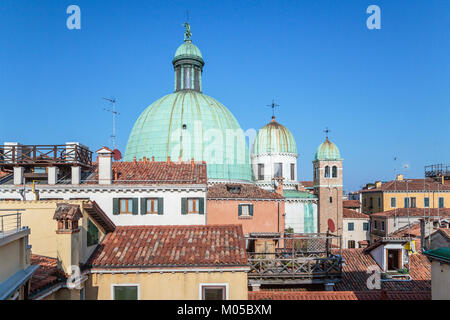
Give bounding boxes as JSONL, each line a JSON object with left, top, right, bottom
{"left": 174, "top": 40, "right": 203, "bottom": 61}
{"left": 314, "top": 138, "right": 341, "bottom": 160}
{"left": 252, "top": 117, "right": 298, "bottom": 155}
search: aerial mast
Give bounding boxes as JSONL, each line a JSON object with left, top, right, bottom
{"left": 103, "top": 97, "right": 119, "bottom": 149}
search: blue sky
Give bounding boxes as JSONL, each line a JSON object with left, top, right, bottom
{"left": 0, "top": 0, "right": 449, "bottom": 191}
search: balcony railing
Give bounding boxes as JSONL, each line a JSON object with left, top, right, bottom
{"left": 0, "top": 144, "right": 93, "bottom": 169}
{"left": 0, "top": 211, "right": 24, "bottom": 238}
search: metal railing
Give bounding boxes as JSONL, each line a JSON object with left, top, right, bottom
{"left": 0, "top": 144, "right": 92, "bottom": 168}
{"left": 425, "top": 164, "right": 449, "bottom": 178}
{"left": 0, "top": 211, "right": 24, "bottom": 238}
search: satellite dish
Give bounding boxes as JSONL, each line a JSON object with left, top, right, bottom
{"left": 328, "top": 219, "right": 335, "bottom": 233}
{"left": 112, "top": 149, "right": 122, "bottom": 161}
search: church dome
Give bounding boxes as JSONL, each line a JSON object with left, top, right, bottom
{"left": 124, "top": 24, "right": 252, "bottom": 182}
{"left": 314, "top": 138, "right": 341, "bottom": 160}
{"left": 252, "top": 117, "right": 297, "bottom": 155}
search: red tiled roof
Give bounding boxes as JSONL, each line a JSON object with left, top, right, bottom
{"left": 438, "top": 228, "right": 450, "bottom": 239}
{"left": 30, "top": 255, "right": 66, "bottom": 295}
{"left": 372, "top": 208, "right": 450, "bottom": 218}
{"left": 207, "top": 183, "right": 283, "bottom": 200}
{"left": 0, "top": 170, "right": 11, "bottom": 179}
{"left": 334, "top": 248, "right": 431, "bottom": 292}
{"left": 88, "top": 225, "right": 248, "bottom": 268}
{"left": 248, "top": 290, "right": 430, "bottom": 300}
{"left": 83, "top": 201, "right": 116, "bottom": 233}
{"left": 343, "top": 200, "right": 360, "bottom": 208}
{"left": 300, "top": 181, "right": 314, "bottom": 188}
{"left": 361, "top": 179, "right": 450, "bottom": 192}
{"left": 343, "top": 208, "right": 369, "bottom": 219}
{"left": 87, "top": 161, "right": 207, "bottom": 185}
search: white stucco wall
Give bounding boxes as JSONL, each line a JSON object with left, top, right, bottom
{"left": 342, "top": 218, "right": 370, "bottom": 248}
{"left": 0, "top": 185, "right": 206, "bottom": 226}
{"left": 251, "top": 153, "right": 298, "bottom": 187}
{"left": 431, "top": 261, "right": 450, "bottom": 300}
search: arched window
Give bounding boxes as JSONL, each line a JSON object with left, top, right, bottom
{"left": 332, "top": 166, "right": 337, "bottom": 178}
{"left": 324, "top": 166, "right": 330, "bottom": 178}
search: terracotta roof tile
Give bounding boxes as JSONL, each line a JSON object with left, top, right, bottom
{"left": 87, "top": 161, "right": 207, "bottom": 185}
{"left": 300, "top": 181, "right": 314, "bottom": 188}
{"left": 372, "top": 208, "right": 450, "bottom": 218}
{"left": 343, "top": 208, "right": 369, "bottom": 219}
{"left": 334, "top": 248, "right": 431, "bottom": 292}
{"left": 343, "top": 200, "right": 361, "bottom": 208}
{"left": 30, "top": 255, "right": 66, "bottom": 294}
{"left": 207, "top": 183, "right": 283, "bottom": 200}
{"left": 88, "top": 225, "right": 248, "bottom": 268}
{"left": 361, "top": 179, "right": 450, "bottom": 192}
{"left": 249, "top": 290, "right": 430, "bottom": 300}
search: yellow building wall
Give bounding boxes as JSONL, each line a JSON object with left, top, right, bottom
{"left": 0, "top": 237, "right": 26, "bottom": 283}
{"left": 86, "top": 271, "right": 248, "bottom": 300}
{"left": 362, "top": 191, "right": 449, "bottom": 213}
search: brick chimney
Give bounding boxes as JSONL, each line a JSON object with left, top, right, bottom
{"left": 396, "top": 174, "right": 403, "bottom": 181}
{"left": 274, "top": 176, "right": 284, "bottom": 196}
{"left": 97, "top": 147, "right": 113, "bottom": 184}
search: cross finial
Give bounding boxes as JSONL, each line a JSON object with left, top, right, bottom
{"left": 324, "top": 127, "right": 330, "bottom": 139}
{"left": 267, "top": 99, "right": 279, "bottom": 119}
{"left": 184, "top": 21, "right": 192, "bottom": 41}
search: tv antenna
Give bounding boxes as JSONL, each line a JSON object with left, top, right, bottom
{"left": 103, "top": 97, "right": 119, "bottom": 149}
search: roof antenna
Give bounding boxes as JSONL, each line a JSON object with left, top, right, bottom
{"left": 267, "top": 99, "right": 279, "bottom": 119}
{"left": 103, "top": 97, "right": 119, "bottom": 149}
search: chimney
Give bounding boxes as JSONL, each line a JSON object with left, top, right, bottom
{"left": 133, "top": 156, "right": 136, "bottom": 164}
{"left": 396, "top": 174, "right": 403, "bottom": 181}
{"left": 97, "top": 147, "right": 113, "bottom": 184}
{"left": 152, "top": 156, "right": 155, "bottom": 162}
{"left": 375, "top": 181, "right": 382, "bottom": 188}
{"left": 191, "top": 158, "right": 195, "bottom": 167}
{"left": 296, "top": 183, "right": 306, "bottom": 192}
{"left": 274, "top": 176, "right": 284, "bottom": 196}
{"left": 167, "top": 156, "right": 171, "bottom": 163}
{"left": 13, "top": 166, "right": 24, "bottom": 185}
{"left": 53, "top": 203, "right": 83, "bottom": 274}
{"left": 48, "top": 167, "right": 58, "bottom": 185}
{"left": 71, "top": 166, "right": 81, "bottom": 185}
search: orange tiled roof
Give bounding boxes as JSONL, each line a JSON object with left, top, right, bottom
{"left": 343, "top": 200, "right": 360, "bottom": 208}
{"left": 207, "top": 183, "right": 283, "bottom": 200}
{"left": 300, "top": 181, "right": 314, "bottom": 188}
{"left": 248, "top": 290, "right": 430, "bottom": 300}
{"left": 361, "top": 179, "right": 450, "bottom": 192}
{"left": 88, "top": 225, "right": 248, "bottom": 268}
{"left": 438, "top": 228, "right": 450, "bottom": 239}
{"left": 343, "top": 208, "right": 369, "bottom": 219}
{"left": 87, "top": 161, "right": 207, "bottom": 185}
{"left": 372, "top": 208, "right": 450, "bottom": 218}
{"left": 30, "top": 255, "right": 66, "bottom": 295}
{"left": 334, "top": 248, "right": 431, "bottom": 292}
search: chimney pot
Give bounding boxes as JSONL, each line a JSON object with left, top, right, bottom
{"left": 167, "top": 156, "right": 171, "bottom": 163}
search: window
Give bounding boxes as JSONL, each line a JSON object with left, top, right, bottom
{"left": 87, "top": 219, "right": 99, "bottom": 247}
{"left": 348, "top": 240, "right": 356, "bottom": 248}
{"left": 374, "top": 220, "right": 378, "bottom": 230}
{"left": 390, "top": 197, "right": 396, "bottom": 208}
{"left": 404, "top": 197, "right": 410, "bottom": 208}
{"left": 181, "top": 198, "right": 204, "bottom": 215}
{"left": 112, "top": 285, "right": 139, "bottom": 300}
{"left": 201, "top": 285, "right": 226, "bottom": 300}
{"left": 381, "top": 221, "right": 385, "bottom": 231}
{"left": 290, "top": 164, "right": 295, "bottom": 180}
{"left": 258, "top": 164, "right": 264, "bottom": 180}
{"left": 120, "top": 198, "right": 133, "bottom": 214}
{"left": 363, "top": 222, "right": 369, "bottom": 231}
{"left": 188, "top": 198, "right": 200, "bottom": 214}
{"left": 238, "top": 204, "right": 253, "bottom": 217}
{"left": 411, "top": 197, "right": 416, "bottom": 208}
{"left": 146, "top": 198, "right": 159, "bottom": 214}
{"left": 377, "top": 197, "right": 381, "bottom": 208}
{"left": 439, "top": 197, "right": 444, "bottom": 208}
{"left": 329, "top": 196, "right": 333, "bottom": 203}
{"left": 332, "top": 166, "right": 337, "bottom": 178}
{"left": 369, "top": 197, "right": 373, "bottom": 208}
{"left": 274, "top": 163, "right": 282, "bottom": 178}
{"left": 348, "top": 222, "right": 354, "bottom": 231}
{"left": 324, "top": 166, "right": 330, "bottom": 178}
{"left": 424, "top": 197, "right": 430, "bottom": 208}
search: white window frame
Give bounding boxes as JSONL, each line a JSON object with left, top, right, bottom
{"left": 111, "top": 283, "right": 140, "bottom": 300}
{"left": 240, "top": 203, "right": 252, "bottom": 217}
{"left": 198, "top": 283, "right": 229, "bottom": 300}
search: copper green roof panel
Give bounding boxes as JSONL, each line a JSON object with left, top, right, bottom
{"left": 423, "top": 247, "right": 450, "bottom": 262}
{"left": 283, "top": 190, "right": 317, "bottom": 199}
{"left": 314, "top": 138, "right": 341, "bottom": 160}
{"left": 252, "top": 117, "right": 297, "bottom": 155}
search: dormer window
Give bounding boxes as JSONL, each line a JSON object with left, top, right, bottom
{"left": 226, "top": 185, "right": 241, "bottom": 194}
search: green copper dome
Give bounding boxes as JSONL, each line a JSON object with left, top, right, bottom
{"left": 124, "top": 24, "right": 252, "bottom": 181}
{"left": 252, "top": 117, "right": 298, "bottom": 155}
{"left": 314, "top": 138, "right": 341, "bottom": 160}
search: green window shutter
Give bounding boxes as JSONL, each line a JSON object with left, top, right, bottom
{"left": 199, "top": 198, "right": 204, "bottom": 215}
{"left": 140, "top": 198, "right": 147, "bottom": 215}
{"left": 132, "top": 198, "right": 139, "bottom": 215}
{"left": 158, "top": 197, "right": 164, "bottom": 215}
{"left": 238, "top": 204, "right": 242, "bottom": 216}
{"left": 181, "top": 198, "right": 187, "bottom": 215}
{"left": 249, "top": 204, "right": 254, "bottom": 216}
{"left": 113, "top": 198, "right": 120, "bottom": 215}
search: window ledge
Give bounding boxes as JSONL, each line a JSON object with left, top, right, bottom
{"left": 238, "top": 216, "right": 253, "bottom": 219}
